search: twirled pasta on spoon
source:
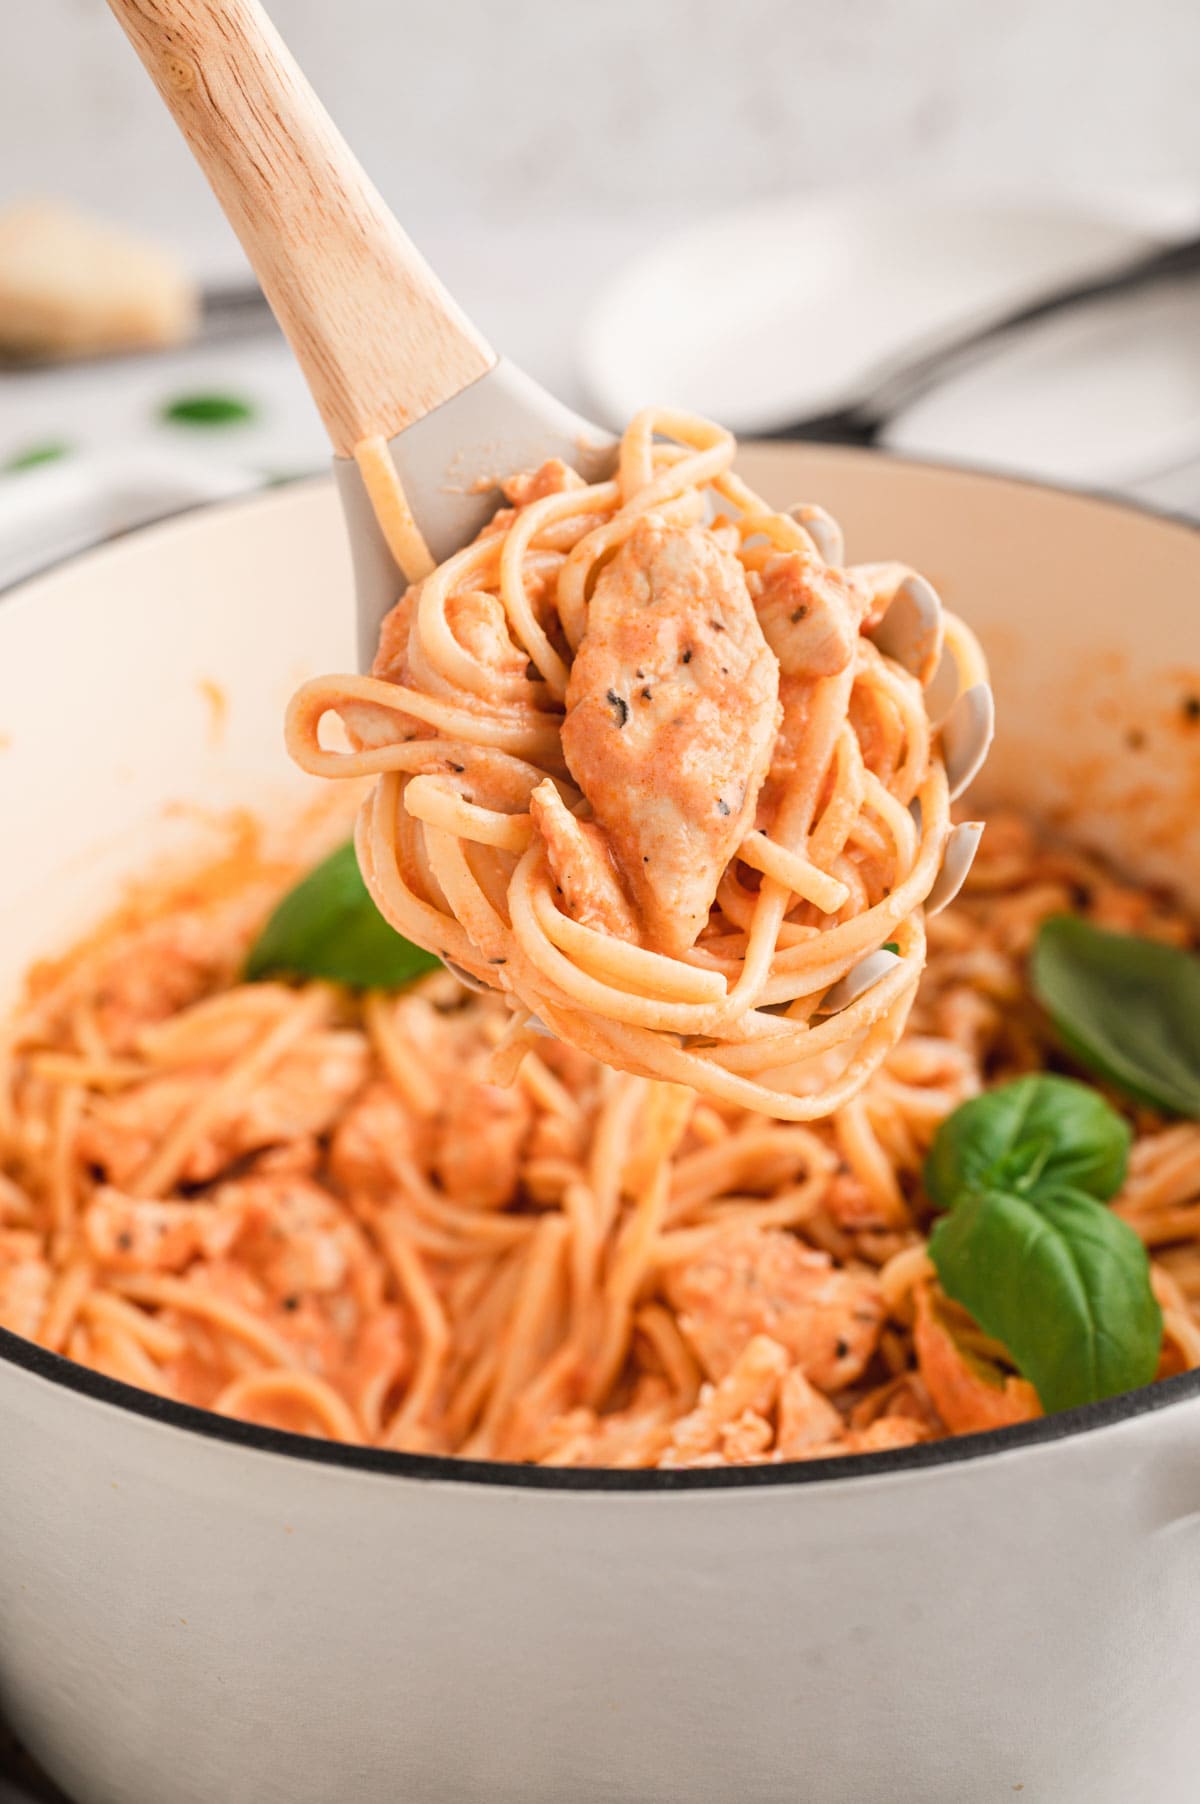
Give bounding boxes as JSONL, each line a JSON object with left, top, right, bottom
{"left": 288, "top": 409, "right": 992, "bottom": 1118}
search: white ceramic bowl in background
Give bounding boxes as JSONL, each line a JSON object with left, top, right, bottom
{"left": 2, "top": 452, "right": 1200, "bottom": 1804}
{"left": 579, "top": 197, "right": 1163, "bottom": 434}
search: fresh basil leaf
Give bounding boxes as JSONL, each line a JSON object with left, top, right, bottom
{"left": 161, "top": 391, "right": 257, "bottom": 427}
{"left": 924, "top": 1073, "right": 1130, "bottom": 1211}
{"left": 929, "top": 1185, "right": 1162, "bottom": 1413}
{"left": 245, "top": 841, "right": 440, "bottom": 990}
{"left": 3, "top": 440, "right": 72, "bottom": 472}
{"left": 1032, "top": 916, "right": 1200, "bottom": 1118}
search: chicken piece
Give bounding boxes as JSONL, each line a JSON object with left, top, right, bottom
{"left": 501, "top": 458, "right": 585, "bottom": 509}
{"left": 562, "top": 518, "right": 780, "bottom": 957}
{"left": 821, "top": 1168, "right": 895, "bottom": 1234}
{"left": 659, "top": 1335, "right": 789, "bottom": 1467}
{"left": 361, "top": 579, "right": 535, "bottom": 745}
{"left": 444, "top": 590, "right": 527, "bottom": 682}
{"left": 775, "top": 1366, "right": 844, "bottom": 1456}
{"left": 78, "top": 1074, "right": 214, "bottom": 1188}
{"left": 537, "top": 1377, "right": 676, "bottom": 1467}
{"left": 665, "top": 1227, "right": 885, "bottom": 1393}
{"left": 797, "top": 1416, "right": 932, "bottom": 1461}
{"left": 844, "top": 1416, "right": 931, "bottom": 1454}
{"left": 73, "top": 913, "right": 241, "bottom": 1053}
{"left": 719, "top": 1409, "right": 774, "bottom": 1464}
{"left": 525, "top": 1108, "right": 587, "bottom": 1168}
{"left": 433, "top": 1065, "right": 532, "bottom": 1210}
{"left": 154, "top": 1177, "right": 409, "bottom": 1422}
{"left": 328, "top": 1081, "right": 421, "bottom": 1200}
{"left": 529, "top": 780, "right": 641, "bottom": 943}
{"left": 79, "top": 1030, "right": 370, "bottom": 1187}
{"left": 86, "top": 1176, "right": 409, "bottom": 1429}
{"left": 913, "top": 1285, "right": 1040, "bottom": 1434}
{"left": 222, "top": 1175, "right": 367, "bottom": 1301}
{"left": 752, "top": 551, "right": 858, "bottom": 679}
{"left": 84, "top": 1188, "right": 244, "bottom": 1272}
{"left": 473, "top": 459, "right": 588, "bottom": 547}
{"left": 218, "top": 1031, "right": 369, "bottom": 1166}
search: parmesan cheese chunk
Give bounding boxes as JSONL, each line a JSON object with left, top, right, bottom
{"left": 0, "top": 202, "right": 198, "bottom": 358}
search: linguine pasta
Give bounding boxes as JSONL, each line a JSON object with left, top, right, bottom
{"left": 1, "top": 811, "right": 1196, "bottom": 1466}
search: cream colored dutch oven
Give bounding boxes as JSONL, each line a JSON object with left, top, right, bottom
{"left": 2, "top": 445, "right": 1199, "bottom": 1804}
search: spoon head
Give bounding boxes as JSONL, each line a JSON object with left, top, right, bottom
{"left": 335, "top": 358, "right": 614, "bottom": 670}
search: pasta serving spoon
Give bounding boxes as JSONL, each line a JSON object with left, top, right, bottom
{"left": 105, "top": 0, "right": 992, "bottom": 1008}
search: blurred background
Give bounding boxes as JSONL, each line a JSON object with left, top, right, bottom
{"left": 1, "top": 0, "right": 1199, "bottom": 582}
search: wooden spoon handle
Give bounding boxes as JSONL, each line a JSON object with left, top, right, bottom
{"left": 106, "top": 0, "right": 495, "bottom": 455}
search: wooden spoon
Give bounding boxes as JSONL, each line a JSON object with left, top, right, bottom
{"left": 105, "top": 0, "right": 613, "bottom": 667}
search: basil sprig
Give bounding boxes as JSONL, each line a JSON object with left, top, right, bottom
{"left": 927, "top": 1074, "right": 1161, "bottom": 1414}
{"left": 161, "top": 391, "right": 257, "bottom": 427}
{"left": 1032, "top": 916, "right": 1200, "bottom": 1118}
{"left": 925, "top": 1073, "right": 1130, "bottom": 1210}
{"left": 245, "top": 841, "right": 440, "bottom": 990}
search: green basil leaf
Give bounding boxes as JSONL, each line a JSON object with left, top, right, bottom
{"left": 3, "top": 440, "right": 72, "bottom": 473}
{"left": 245, "top": 841, "right": 440, "bottom": 990}
{"left": 161, "top": 391, "right": 257, "bottom": 427}
{"left": 1032, "top": 916, "right": 1200, "bottom": 1118}
{"left": 924, "top": 1073, "right": 1130, "bottom": 1211}
{"left": 929, "top": 1185, "right": 1162, "bottom": 1413}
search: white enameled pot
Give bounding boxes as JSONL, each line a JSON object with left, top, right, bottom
{"left": 2, "top": 449, "right": 1200, "bottom": 1804}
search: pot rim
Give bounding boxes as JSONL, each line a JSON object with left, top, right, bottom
{"left": 3, "top": 445, "right": 1198, "bottom": 1493}
{"left": 5, "top": 1321, "right": 1200, "bottom": 1489}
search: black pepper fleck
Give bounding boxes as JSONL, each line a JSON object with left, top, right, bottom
{"left": 1184, "top": 696, "right": 1200, "bottom": 723}
{"left": 681, "top": 648, "right": 693, "bottom": 664}
{"left": 282, "top": 1295, "right": 300, "bottom": 1312}
{"left": 835, "top": 1338, "right": 850, "bottom": 1359}
{"left": 717, "top": 798, "right": 731, "bottom": 815}
{"left": 641, "top": 686, "right": 653, "bottom": 701}
{"left": 488, "top": 956, "right": 507, "bottom": 965}
{"left": 709, "top": 618, "right": 725, "bottom": 631}
{"left": 448, "top": 762, "right": 465, "bottom": 774}
{"left": 116, "top": 1232, "right": 133, "bottom": 1252}
{"left": 606, "top": 689, "right": 629, "bottom": 727}
{"left": 790, "top": 605, "right": 809, "bottom": 623}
